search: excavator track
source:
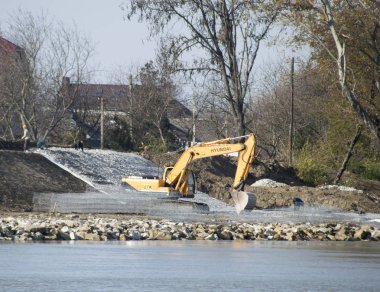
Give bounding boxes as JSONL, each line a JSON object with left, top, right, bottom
{"left": 155, "top": 198, "right": 210, "bottom": 213}
{"left": 190, "top": 202, "right": 210, "bottom": 212}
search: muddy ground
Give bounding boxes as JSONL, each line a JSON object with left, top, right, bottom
{"left": 0, "top": 151, "right": 87, "bottom": 211}
{"left": 1, "top": 149, "right": 380, "bottom": 214}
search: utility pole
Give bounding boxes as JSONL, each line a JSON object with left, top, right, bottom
{"left": 129, "top": 74, "right": 133, "bottom": 142}
{"left": 289, "top": 57, "right": 295, "bottom": 166}
{"left": 192, "top": 94, "right": 196, "bottom": 145}
{"left": 100, "top": 93, "right": 104, "bottom": 150}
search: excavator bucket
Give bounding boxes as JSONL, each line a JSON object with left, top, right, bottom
{"left": 231, "top": 191, "right": 256, "bottom": 213}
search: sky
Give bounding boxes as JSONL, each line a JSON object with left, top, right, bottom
{"left": 0, "top": 0, "right": 308, "bottom": 87}
{"left": 0, "top": 0, "right": 156, "bottom": 82}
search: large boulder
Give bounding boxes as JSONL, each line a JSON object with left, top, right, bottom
{"left": 155, "top": 231, "right": 172, "bottom": 240}
{"left": 217, "top": 229, "right": 233, "bottom": 240}
{"left": 354, "top": 226, "right": 372, "bottom": 240}
{"left": 334, "top": 227, "right": 348, "bottom": 241}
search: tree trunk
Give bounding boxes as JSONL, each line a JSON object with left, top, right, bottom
{"left": 322, "top": 0, "right": 380, "bottom": 143}
{"left": 159, "top": 129, "right": 167, "bottom": 149}
{"left": 234, "top": 102, "right": 246, "bottom": 136}
{"left": 155, "top": 122, "right": 167, "bottom": 149}
{"left": 343, "top": 86, "right": 380, "bottom": 142}
{"left": 289, "top": 57, "right": 295, "bottom": 166}
{"left": 333, "top": 125, "right": 362, "bottom": 184}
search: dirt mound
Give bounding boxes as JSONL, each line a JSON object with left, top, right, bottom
{"left": 247, "top": 185, "right": 380, "bottom": 213}
{"left": 0, "top": 151, "right": 88, "bottom": 211}
{"left": 143, "top": 151, "right": 380, "bottom": 213}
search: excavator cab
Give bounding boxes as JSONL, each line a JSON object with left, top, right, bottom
{"left": 163, "top": 167, "right": 196, "bottom": 198}
{"left": 187, "top": 170, "right": 196, "bottom": 196}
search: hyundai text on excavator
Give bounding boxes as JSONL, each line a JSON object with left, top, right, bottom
{"left": 121, "top": 134, "right": 257, "bottom": 213}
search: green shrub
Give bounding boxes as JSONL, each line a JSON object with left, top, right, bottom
{"left": 147, "top": 141, "right": 167, "bottom": 153}
{"left": 63, "top": 129, "right": 84, "bottom": 146}
{"left": 351, "top": 159, "right": 380, "bottom": 180}
{"left": 296, "top": 157, "right": 329, "bottom": 185}
{"left": 295, "top": 142, "right": 329, "bottom": 185}
{"left": 364, "top": 161, "right": 380, "bottom": 180}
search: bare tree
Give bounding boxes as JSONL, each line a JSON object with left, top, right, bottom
{"left": 122, "top": 0, "right": 279, "bottom": 135}
{"left": 246, "top": 58, "right": 333, "bottom": 163}
{"left": 110, "top": 60, "right": 176, "bottom": 149}
{"left": 178, "top": 77, "right": 232, "bottom": 142}
{"left": 135, "top": 61, "right": 175, "bottom": 148}
{"left": 0, "top": 9, "right": 94, "bottom": 143}
{"left": 248, "top": 61, "right": 291, "bottom": 160}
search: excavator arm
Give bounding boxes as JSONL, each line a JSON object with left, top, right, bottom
{"left": 232, "top": 134, "right": 256, "bottom": 190}
{"left": 163, "top": 134, "right": 257, "bottom": 212}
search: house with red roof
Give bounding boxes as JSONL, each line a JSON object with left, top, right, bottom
{"left": 0, "top": 36, "right": 26, "bottom": 64}
{"left": 61, "top": 77, "right": 193, "bottom": 147}
{"left": 0, "top": 36, "right": 28, "bottom": 142}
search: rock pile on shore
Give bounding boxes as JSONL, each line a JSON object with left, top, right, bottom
{"left": 1, "top": 214, "right": 379, "bottom": 241}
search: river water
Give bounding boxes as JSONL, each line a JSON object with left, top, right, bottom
{"left": 0, "top": 241, "right": 379, "bottom": 291}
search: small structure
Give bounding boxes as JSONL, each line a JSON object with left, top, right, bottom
{"left": 293, "top": 197, "right": 304, "bottom": 210}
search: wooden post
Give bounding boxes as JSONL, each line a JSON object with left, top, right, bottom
{"left": 289, "top": 57, "right": 295, "bottom": 166}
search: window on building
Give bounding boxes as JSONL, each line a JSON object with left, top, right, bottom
{"left": 95, "top": 88, "right": 103, "bottom": 97}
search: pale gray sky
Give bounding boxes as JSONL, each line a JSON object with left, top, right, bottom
{"left": 0, "top": 0, "right": 307, "bottom": 87}
{"left": 0, "top": 0, "right": 156, "bottom": 82}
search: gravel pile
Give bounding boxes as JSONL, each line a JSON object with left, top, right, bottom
{"left": 319, "top": 185, "right": 364, "bottom": 193}
{"left": 251, "top": 179, "right": 288, "bottom": 188}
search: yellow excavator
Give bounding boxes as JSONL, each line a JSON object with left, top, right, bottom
{"left": 121, "top": 134, "right": 257, "bottom": 213}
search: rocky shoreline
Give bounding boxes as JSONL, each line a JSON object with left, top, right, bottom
{"left": 1, "top": 214, "right": 379, "bottom": 242}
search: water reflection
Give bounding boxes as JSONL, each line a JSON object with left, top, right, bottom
{"left": 1, "top": 241, "right": 379, "bottom": 291}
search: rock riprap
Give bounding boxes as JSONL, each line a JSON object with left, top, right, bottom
{"left": 1, "top": 215, "right": 379, "bottom": 241}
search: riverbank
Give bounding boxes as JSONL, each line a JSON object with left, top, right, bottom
{"left": 2, "top": 149, "right": 380, "bottom": 213}
{"left": 1, "top": 213, "right": 379, "bottom": 241}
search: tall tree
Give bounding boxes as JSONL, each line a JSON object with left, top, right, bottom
{"left": 278, "top": 0, "right": 380, "bottom": 143}
{"left": 111, "top": 60, "right": 176, "bottom": 150}
{"left": 135, "top": 61, "right": 175, "bottom": 148}
{"left": 122, "top": 0, "right": 279, "bottom": 135}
